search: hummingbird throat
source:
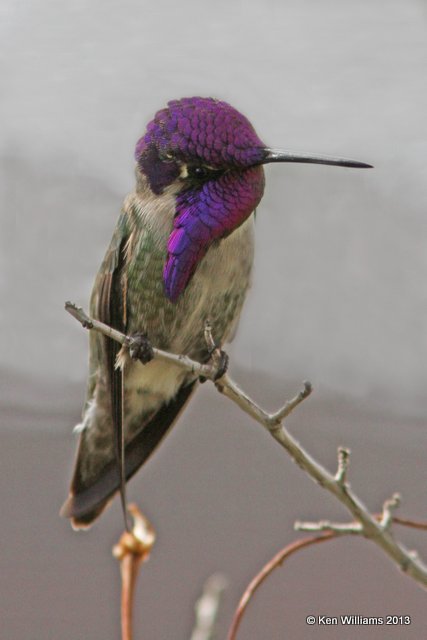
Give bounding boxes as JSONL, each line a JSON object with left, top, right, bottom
{"left": 163, "top": 165, "right": 265, "bottom": 302}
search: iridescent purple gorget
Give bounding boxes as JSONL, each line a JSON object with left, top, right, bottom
{"left": 135, "top": 97, "right": 267, "bottom": 302}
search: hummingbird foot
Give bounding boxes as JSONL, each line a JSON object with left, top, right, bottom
{"left": 213, "top": 349, "right": 229, "bottom": 380}
{"left": 200, "top": 348, "right": 229, "bottom": 383}
{"left": 128, "top": 333, "right": 155, "bottom": 364}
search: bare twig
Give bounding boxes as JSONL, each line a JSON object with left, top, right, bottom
{"left": 296, "top": 512, "right": 427, "bottom": 537}
{"left": 190, "top": 574, "right": 228, "bottom": 640}
{"left": 66, "top": 301, "right": 127, "bottom": 347}
{"left": 380, "top": 493, "right": 401, "bottom": 531}
{"left": 66, "top": 302, "right": 427, "bottom": 589}
{"left": 393, "top": 517, "right": 427, "bottom": 531}
{"left": 335, "top": 446, "right": 350, "bottom": 486}
{"left": 295, "top": 519, "right": 363, "bottom": 534}
{"left": 66, "top": 302, "right": 218, "bottom": 380}
{"left": 227, "top": 533, "right": 337, "bottom": 640}
{"left": 228, "top": 513, "right": 427, "bottom": 640}
{"left": 295, "top": 492, "right": 404, "bottom": 536}
{"left": 112, "top": 504, "right": 156, "bottom": 640}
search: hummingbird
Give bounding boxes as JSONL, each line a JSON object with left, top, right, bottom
{"left": 61, "top": 96, "right": 371, "bottom": 529}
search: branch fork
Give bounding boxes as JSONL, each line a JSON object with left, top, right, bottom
{"left": 65, "top": 301, "right": 427, "bottom": 597}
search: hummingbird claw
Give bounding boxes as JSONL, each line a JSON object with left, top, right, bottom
{"left": 213, "top": 349, "right": 229, "bottom": 380}
{"left": 128, "top": 333, "right": 154, "bottom": 364}
{"left": 199, "top": 347, "right": 229, "bottom": 383}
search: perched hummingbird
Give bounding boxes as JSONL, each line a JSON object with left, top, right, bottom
{"left": 61, "top": 97, "right": 371, "bottom": 529}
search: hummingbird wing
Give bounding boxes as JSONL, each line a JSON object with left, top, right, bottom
{"left": 62, "top": 380, "right": 196, "bottom": 528}
{"left": 61, "top": 216, "right": 197, "bottom": 528}
{"left": 98, "top": 218, "right": 129, "bottom": 527}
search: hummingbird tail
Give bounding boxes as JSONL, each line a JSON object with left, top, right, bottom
{"left": 60, "top": 379, "right": 197, "bottom": 529}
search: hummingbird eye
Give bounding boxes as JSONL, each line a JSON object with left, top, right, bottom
{"left": 192, "top": 166, "right": 209, "bottom": 179}
{"left": 187, "top": 164, "right": 222, "bottom": 182}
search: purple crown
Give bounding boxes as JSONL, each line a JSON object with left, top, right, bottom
{"left": 135, "top": 97, "right": 265, "bottom": 167}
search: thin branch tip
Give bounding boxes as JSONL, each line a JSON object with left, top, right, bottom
{"left": 335, "top": 446, "right": 351, "bottom": 484}
{"left": 381, "top": 493, "right": 402, "bottom": 531}
{"left": 65, "top": 301, "right": 94, "bottom": 329}
{"left": 267, "top": 379, "right": 312, "bottom": 426}
{"left": 302, "top": 380, "right": 313, "bottom": 396}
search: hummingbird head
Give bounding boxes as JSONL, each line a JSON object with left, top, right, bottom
{"left": 135, "top": 97, "right": 372, "bottom": 302}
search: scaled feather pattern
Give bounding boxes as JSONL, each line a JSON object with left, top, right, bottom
{"left": 135, "top": 97, "right": 267, "bottom": 301}
{"left": 164, "top": 167, "right": 264, "bottom": 301}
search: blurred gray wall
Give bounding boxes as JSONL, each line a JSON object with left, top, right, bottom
{"left": 2, "top": 3, "right": 427, "bottom": 640}
{"left": 1, "top": 0, "right": 427, "bottom": 418}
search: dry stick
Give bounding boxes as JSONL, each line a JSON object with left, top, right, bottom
{"left": 227, "top": 514, "right": 427, "bottom": 640}
{"left": 65, "top": 302, "right": 427, "bottom": 589}
{"left": 65, "top": 301, "right": 214, "bottom": 378}
{"left": 393, "top": 517, "right": 427, "bottom": 531}
{"left": 112, "top": 504, "right": 156, "bottom": 640}
{"left": 227, "top": 532, "right": 338, "bottom": 640}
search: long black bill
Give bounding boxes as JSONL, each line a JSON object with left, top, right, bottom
{"left": 263, "top": 148, "right": 373, "bottom": 169}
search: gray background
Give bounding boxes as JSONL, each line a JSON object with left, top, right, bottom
{"left": 1, "top": 1, "right": 427, "bottom": 638}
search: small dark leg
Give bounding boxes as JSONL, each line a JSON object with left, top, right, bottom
{"left": 128, "top": 333, "right": 154, "bottom": 364}
{"left": 199, "top": 346, "right": 229, "bottom": 383}
{"left": 213, "top": 349, "right": 229, "bottom": 380}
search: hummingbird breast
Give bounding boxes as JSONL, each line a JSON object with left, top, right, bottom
{"left": 73, "top": 179, "right": 255, "bottom": 493}
{"left": 112, "top": 184, "right": 255, "bottom": 437}
{"left": 123, "top": 186, "right": 255, "bottom": 359}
